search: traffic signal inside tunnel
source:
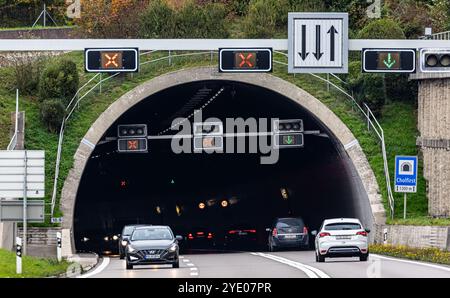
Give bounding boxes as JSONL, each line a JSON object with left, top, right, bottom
{"left": 73, "top": 80, "right": 371, "bottom": 254}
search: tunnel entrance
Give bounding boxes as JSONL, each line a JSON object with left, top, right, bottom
{"left": 73, "top": 79, "right": 372, "bottom": 254}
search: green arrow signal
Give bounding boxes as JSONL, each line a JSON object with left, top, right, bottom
{"left": 383, "top": 53, "right": 396, "bottom": 69}
{"left": 285, "top": 135, "right": 294, "bottom": 145}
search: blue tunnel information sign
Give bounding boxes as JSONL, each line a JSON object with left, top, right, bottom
{"left": 394, "top": 156, "right": 418, "bottom": 193}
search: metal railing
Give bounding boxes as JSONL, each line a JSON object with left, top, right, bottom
{"left": 50, "top": 50, "right": 217, "bottom": 215}
{"left": 420, "top": 30, "right": 450, "bottom": 40}
{"left": 7, "top": 89, "right": 19, "bottom": 151}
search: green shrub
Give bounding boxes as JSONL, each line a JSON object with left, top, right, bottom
{"left": 230, "top": 0, "right": 250, "bottom": 16}
{"left": 362, "top": 74, "right": 385, "bottom": 116}
{"left": 12, "top": 55, "right": 47, "bottom": 95}
{"left": 357, "top": 19, "right": 406, "bottom": 39}
{"left": 40, "top": 99, "right": 66, "bottom": 133}
{"left": 346, "top": 60, "right": 385, "bottom": 115}
{"left": 139, "top": 0, "right": 229, "bottom": 38}
{"left": 242, "top": 0, "right": 289, "bottom": 38}
{"left": 139, "top": 0, "right": 176, "bottom": 38}
{"left": 38, "top": 59, "right": 79, "bottom": 105}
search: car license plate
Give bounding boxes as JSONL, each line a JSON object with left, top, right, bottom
{"left": 145, "top": 255, "right": 160, "bottom": 260}
{"left": 284, "top": 235, "right": 296, "bottom": 239}
{"left": 336, "top": 236, "right": 351, "bottom": 240}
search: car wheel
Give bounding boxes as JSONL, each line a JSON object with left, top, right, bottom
{"left": 317, "top": 253, "right": 325, "bottom": 263}
{"left": 126, "top": 261, "right": 133, "bottom": 270}
{"left": 173, "top": 260, "right": 180, "bottom": 268}
{"left": 360, "top": 253, "right": 369, "bottom": 262}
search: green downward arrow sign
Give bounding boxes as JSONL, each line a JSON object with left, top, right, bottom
{"left": 285, "top": 135, "right": 294, "bottom": 145}
{"left": 383, "top": 53, "right": 396, "bottom": 69}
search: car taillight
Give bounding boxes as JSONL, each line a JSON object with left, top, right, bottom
{"left": 303, "top": 227, "right": 308, "bottom": 234}
{"left": 319, "top": 232, "right": 330, "bottom": 238}
{"left": 207, "top": 233, "right": 213, "bottom": 239}
{"left": 188, "top": 233, "right": 194, "bottom": 240}
{"left": 197, "top": 232, "right": 204, "bottom": 236}
{"left": 272, "top": 228, "right": 278, "bottom": 237}
{"left": 357, "top": 231, "right": 368, "bottom": 237}
{"left": 244, "top": 229, "right": 257, "bottom": 233}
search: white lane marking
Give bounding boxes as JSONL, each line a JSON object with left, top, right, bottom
{"left": 372, "top": 254, "right": 450, "bottom": 273}
{"left": 190, "top": 272, "right": 199, "bottom": 276}
{"left": 179, "top": 256, "right": 185, "bottom": 259}
{"left": 78, "top": 257, "right": 110, "bottom": 278}
{"left": 251, "top": 253, "right": 330, "bottom": 278}
{"left": 187, "top": 263, "right": 195, "bottom": 267}
{"left": 190, "top": 267, "right": 198, "bottom": 271}
{"left": 183, "top": 259, "right": 190, "bottom": 263}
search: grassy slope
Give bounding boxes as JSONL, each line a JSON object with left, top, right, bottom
{"left": 1, "top": 51, "right": 449, "bottom": 225}
{"left": 0, "top": 249, "right": 70, "bottom": 277}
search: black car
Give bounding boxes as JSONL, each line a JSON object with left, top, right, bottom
{"left": 267, "top": 217, "right": 309, "bottom": 251}
{"left": 125, "top": 226, "right": 183, "bottom": 270}
{"left": 119, "top": 225, "right": 149, "bottom": 259}
{"left": 225, "top": 227, "right": 258, "bottom": 249}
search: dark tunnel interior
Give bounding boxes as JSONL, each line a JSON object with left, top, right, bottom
{"left": 73, "top": 80, "right": 370, "bottom": 254}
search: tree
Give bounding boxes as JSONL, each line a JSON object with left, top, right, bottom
{"left": 38, "top": 59, "right": 79, "bottom": 105}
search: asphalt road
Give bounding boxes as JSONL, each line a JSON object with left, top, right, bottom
{"left": 81, "top": 250, "right": 450, "bottom": 278}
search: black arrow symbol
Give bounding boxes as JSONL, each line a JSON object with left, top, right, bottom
{"left": 298, "top": 24, "right": 309, "bottom": 61}
{"left": 313, "top": 25, "right": 323, "bottom": 60}
{"left": 327, "top": 25, "right": 338, "bottom": 62}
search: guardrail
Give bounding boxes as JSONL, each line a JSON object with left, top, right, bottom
{"left": 50, "top": 50, "right": 395, "bottom": 219}
{"left": 420, "top": 31, "right": 450, "bottom": 40}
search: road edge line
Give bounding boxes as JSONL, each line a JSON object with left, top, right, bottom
{"left": 371, "top": 254, "right": 450, "bottom": 273}
{"left": 250, "top": 252, "right": 324, "bottom": 278}
{"left": 77, "top": 257, "right": 110, "bottom": 278}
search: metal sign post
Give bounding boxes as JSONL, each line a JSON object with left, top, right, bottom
{"left": 22, "top": 150, "right": 27, "bottom": 255}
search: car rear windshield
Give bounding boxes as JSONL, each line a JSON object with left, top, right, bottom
{"left": 324, "top": 223, "right": 361, "bottom": 231}
{"left": 123, "top": 226, "right": 135, "bottom": 236}
{"left": 132, "top": 228, "right": 173, "bottom": 241}
{"left": 276, "top": 218, "right": 304, "bottom": 228}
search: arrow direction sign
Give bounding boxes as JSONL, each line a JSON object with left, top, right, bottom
{"left": 314, "top": 25, "right": 323, "bottom": 61}
{"left": 383, "top": 53, "right": 396, "bottom": 68}
{"left": 288, "top": 12, "right": 349, "bottom": 74}
{"left": 327, "top": 25, "right": 338, "bottom": 62}
{"left": 299, "top": 25, "right": 309, "bottom": 61}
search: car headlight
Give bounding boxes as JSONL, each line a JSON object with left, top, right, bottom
{"left": 103, "top": 236, "right": 109, "bottom": 242}
{"left": 168, "top": 243, "right": 178, "bottom": 252}
{"left": 121, "top": 240, "right": 128, "bottom": 247}
{"left": 112, "top": 235, "right": 119, "bottom": 241}
{"left": 127, "top": 245, "right": 136, "bottom": 253}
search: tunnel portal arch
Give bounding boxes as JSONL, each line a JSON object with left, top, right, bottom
{"left": 60, "top": 67, "right": 385, "bottom": 256}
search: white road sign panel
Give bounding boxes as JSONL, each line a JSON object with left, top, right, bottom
{"left": 288, "top": 12, "right": 349, "bottom": 73}
{"left": 0, "top": 150, "right": 45, "bottom": 199}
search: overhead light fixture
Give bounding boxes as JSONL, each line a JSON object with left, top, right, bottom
{"left": 280, "top": 188, "right": 289, "bottom": 200}
{"left": 199, "top": 202, "right": 206, "bottom": 210}
{"left": 176, "top": 205, "right": 182, "bottom": 216}
{"left": 156, "top": 206, "right": 162, "bottom": 214}
{"left": 221, "top": 200, "right": 229, "bottom": 208}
